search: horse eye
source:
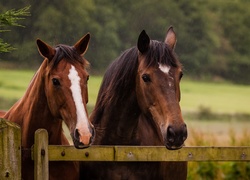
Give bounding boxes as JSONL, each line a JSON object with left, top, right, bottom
{"left": 52, "top": 78, "right": 60, "bottom": 86}
{"left": 87, "top": 75, "right": 89, "bottom": 81}
{"left": 142, "top": 74, "right": 151, "bottom": 82}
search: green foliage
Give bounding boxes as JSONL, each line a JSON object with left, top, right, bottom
{"left": 1, "top": 0, "right": 250, "bottom": 83}
{"left": 0, "top": 38, "right": 15, "bottom": 53}
{"left": 196, "top": 162, "right": 219, "bottom": 180}
{"left": 188, "top": 129, "right": 250, "bottom": 180}
{"left": 188, "top": 162, "right": 250, "bottom": 180}
{"left": 0, "top": 6, "right": 30, "bottom": 53}
{"left": 0, "top": 6, "right": 30, "bottom": 27}
{"left": 223, "top": 162, "right": 250, "bottom": 180}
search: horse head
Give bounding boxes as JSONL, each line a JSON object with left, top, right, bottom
{"left": 136, "top": 27, "right": 187, "bottom": 150}
{"left": 36, "top": 34, "right": 95, "bottom": 148}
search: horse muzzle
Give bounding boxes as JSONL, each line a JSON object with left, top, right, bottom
{"left": 72, "top": 127, "right": 95, "bottom": 149}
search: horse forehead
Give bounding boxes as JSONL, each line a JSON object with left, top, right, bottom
{"left": 54, "top": 60, "right": 86, "bottom": 76}
{"left": 158, "top": 63, "right": 170, "bottom": 74}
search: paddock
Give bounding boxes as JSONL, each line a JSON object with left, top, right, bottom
{"left": 1, "top": 118, "right": 250, "bottom": 180}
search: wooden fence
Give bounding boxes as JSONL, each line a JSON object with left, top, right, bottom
{"left": 1, "top": 118, "right": 250, "bottom": 179}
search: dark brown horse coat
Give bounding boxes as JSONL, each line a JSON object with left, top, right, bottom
{"left": 80, "top": 27, "right": 187, "bottom": 179}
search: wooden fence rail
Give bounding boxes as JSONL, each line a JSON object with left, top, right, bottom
{"left": 1, "top": 118, "right": 250, "bottom": 180}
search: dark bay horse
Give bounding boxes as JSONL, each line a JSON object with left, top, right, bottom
{"left": 3, "top": 33, "right": 95, "bottom": 180}
{"left": 80, "top": 27, "right": 188, "bottom": 180}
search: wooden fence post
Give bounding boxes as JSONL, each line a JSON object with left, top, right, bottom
{"left": 33, "top": 129, "right": 49, "bottom": 180}
{"left": 0, "top": 118, "right": 21, "bottom": 179}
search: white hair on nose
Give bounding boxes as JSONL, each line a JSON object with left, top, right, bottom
{"left": 68, "top": 65, "right": 90, "bottom": 135}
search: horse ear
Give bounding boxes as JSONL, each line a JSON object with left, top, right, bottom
{"left": 165, "top": 26, "right": 177, "bottom": 50}
{"left": 36, "top": 39, "right": 55, "bottom": 60}
{"left": 74, "top": 33, "right": 90, "bottom": 55}
{"left": 137, "top": 30, "right": 150, "bottom": 54}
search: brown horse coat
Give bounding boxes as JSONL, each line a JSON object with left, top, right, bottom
{"left": 80, "top": 27, "right": 187, "bottom": 179}
{"left": 4, "top": 34, "right": 94, "bottom": 180}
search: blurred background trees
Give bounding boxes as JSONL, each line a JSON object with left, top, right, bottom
{"left": 1, "top": 0, "right": 250, "bottom": 84}
{"left": 0, "top": 6, "right": 30, "bottom": 52}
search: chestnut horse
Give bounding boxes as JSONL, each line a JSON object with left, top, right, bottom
{"left": 3, "top": 33, "right": 95, "bottom": 180}
{"left": 80, "top": 27, "right": 187, "bottom": 179}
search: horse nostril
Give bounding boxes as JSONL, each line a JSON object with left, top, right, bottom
{"left": 167, "top": 126, "right": 175, "bottom": 143}
{"left": 74, "top": 129, "right": 80, "bottom": 141}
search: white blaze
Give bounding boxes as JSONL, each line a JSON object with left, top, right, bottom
{"left": 159, "top": 63, "right": 173, "bottom": 87}
{"left": 68, "top": 65, "right": 90, "bottom": 135}
{"left": 159, "top": 63, "right": 170, "bottom": 74}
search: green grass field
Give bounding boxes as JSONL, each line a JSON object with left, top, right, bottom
{"left": 181, "top": 80, "right": 250, "bottom": 114}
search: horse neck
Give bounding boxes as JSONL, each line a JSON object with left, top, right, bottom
{"left": 92, "top": 90, "right": 141, "bottom": 145}
{"left": 92, "top": 51, "right": 142, "bottom": 145}
{"left": 4, "top": 61, "right": 62, "bottom": 147}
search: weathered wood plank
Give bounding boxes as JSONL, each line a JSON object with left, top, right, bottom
{"left": 45, "top": 145, "right": 250, "bottom": 162}
{"left": 0, "top": 118, "right": 21, "bottom": 179}
{"left": 34, "top": 129, "right": 48, "bottom": 180}
{"left": 115, "top": 146, "right": 250, "bottom": 162}
{"left": 48, "top": 146, "right": 115, "bottom": 161}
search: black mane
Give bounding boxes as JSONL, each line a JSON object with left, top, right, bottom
{"left": 145, "top": 40, "right": 179, "bottom": 68}
{"left": 92, "top": 40, "right": 181, "bottom": 122}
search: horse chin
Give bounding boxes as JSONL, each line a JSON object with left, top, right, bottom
{"left": 71, "top": 134, "right": 93, "bottom": 149}
{"left": 73, "top": 139, "right": 90, "bottom": 149}
{"left": 165, "top": 144, "right": 183, "bottom": 150}
{"left": 75, "top": 144, "right": 90, "bottom": 149}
